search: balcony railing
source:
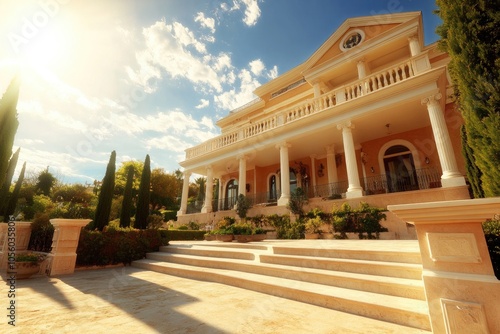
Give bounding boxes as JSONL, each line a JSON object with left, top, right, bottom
{"left": 312, "top": 181, "right": 349, "bottom": 198}
{"left": 186, "top": 57, "right": 420, "bottom": 161}
{"left": 364, "top": 167, "right": 442, "bottom": 195}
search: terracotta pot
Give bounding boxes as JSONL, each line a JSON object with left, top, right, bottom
{"left": 252, "top": 234, "right": 267, "bottom": 242}
{"left": 216, "top": 234, "right": 234, "bottom": 242}
{"left": 204, "top": 234, "right": 216, "bottom": 241}
{"left": 235, "top": 235, "right": 253, "bottom": 243}
{"left": 9, "top": 262, "right": 40, "bottom": 279}
{"left": 321, "top": 233, "right": 334, "bottom": 239}
{"left": 304, "top": 233, "right": 320, "bottom": 239}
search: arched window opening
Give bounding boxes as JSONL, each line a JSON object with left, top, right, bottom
{"left": 224, "top": 179, "right": 238, "bottom": 210}
{"left": 383, "top": 145, "right": 418, "bottom": 193}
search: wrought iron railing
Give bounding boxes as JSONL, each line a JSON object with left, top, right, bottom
{"left": 364, "top": 167, "right": 441, "bottom": 195}
{"left": 313, "top": 181, "right": 348, "bottom": 198}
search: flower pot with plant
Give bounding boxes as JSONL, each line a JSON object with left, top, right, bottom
{"left": 8, "top": 252, "right": 47, "bottom": 279}
{"left": 304, "top": 217, "right": 322, "bottom": 239}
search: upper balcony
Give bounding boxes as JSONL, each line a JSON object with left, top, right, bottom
{"left": 183, "top": 52, "right": 433, "bottom": 162}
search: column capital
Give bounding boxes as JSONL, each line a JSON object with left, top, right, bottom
{"left": 337, "top": 121, "right": 354, "bottom": 131}
{"left": 421, "top": 93, "right": 442, "bottom": 107}
{"left": 408, "top": 34, "right": 418, "bottom": 42}
{"left": 183, "top": 170, "right": 192, "bottom": 178}
{"left": 275, "top": 141, "right": 291, "bottom": 150}
{"left": 236, "top": 154, "right": 248, "bottom": 161}
{"left": 325, "top": 144, "right": 336, "bottom": 154}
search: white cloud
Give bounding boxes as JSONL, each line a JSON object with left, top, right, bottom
{"left": 249, "top": 59, "right": 265, "bottom": 76}
{"left": 196, "top": 99, "right": 210, "bottom": 109}
{"left": 240, "top": 0, "right": 261, "bottom": 26}
{"left": 195, "top": 12, "right": 216, "bottom": 33}
{"left": 145, "top": 135, "right": 191, "bottom": 152}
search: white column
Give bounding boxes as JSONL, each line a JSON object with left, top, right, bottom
{"left": 177, "top": 171, "right": 191, "bottom": 216}
{"left": 201, "top": 166, "right": 213, "bottom": 213}
{"left": 310, "top": 155, "right": 317, "bottom": 197}
{"left": 277, "top": 142, "right": 291, "bottom": 206}
{"left": 238, "top": 155, "right": 247, "bottom": 196}
{"left": 422, "top": 93, "right": 466, "bottom": 187}
{"left": 338, "top": 122, "right": 363, "bottom": 198}
{"left": 408, "top": 35, "right": 421, "bottom": 56}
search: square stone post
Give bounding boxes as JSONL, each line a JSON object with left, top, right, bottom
{"left": 0, "top": 221, "right": 32, "bottom": 270}
{"left": 48, "top": 219, "right": 91, "bottom": 276}
{"left": 389, "top": 198, "right": 500, "bottom": 334}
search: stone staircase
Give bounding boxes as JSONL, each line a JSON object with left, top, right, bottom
{"left": 132, "top": 240, "right": 431, "bottom": 332}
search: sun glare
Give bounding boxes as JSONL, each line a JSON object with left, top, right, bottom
{"left": 20, "top": 26, "right": 70, "bottom": 70}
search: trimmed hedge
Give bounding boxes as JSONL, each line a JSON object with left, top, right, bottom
{"left": 159, "top": 229, "right": 205, "bottom": 243}
{"left": 76, "top": 228, "right": 163, "bottom": 266}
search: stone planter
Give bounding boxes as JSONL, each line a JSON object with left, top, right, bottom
{"left": 204, "top": 234, "right": 216, "bottom": 241}
{"left": 321, "top": 232, "right": 334, "bottom": 239}
{"left": 304, "top": 233, "right": 320, "bottom": 239}
{"left": 252, "top": 234, "right": 267, "bottom": 242}
{"left": 9, "top": 262, "right": 40, "bottom": 279}
{"left": 216, "top": 234, "right": 234, "bottom": 242}
{"left": 235, "top": 235, "right": 253, "bottom": 243}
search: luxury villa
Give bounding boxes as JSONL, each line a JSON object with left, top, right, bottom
{"left": 176, "top": 11, "right": 471, "bottom": 237}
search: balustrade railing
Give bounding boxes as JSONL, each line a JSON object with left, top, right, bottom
{"left": 185, "top": 58, "right": 418, "bottom": 160}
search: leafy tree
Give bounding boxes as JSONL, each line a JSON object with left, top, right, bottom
{"left": 94, "top": 151, "right": 116, "bottom": 231}
{"left": 36, "top": 167, "right": 57, "bottom": 196}
{"left": 115, "top": 160, "right": 143, "bottom": 195}
{"left": 4, "top": 161, "right": 25, "bottom": 221}
{"left": 52, "top": 183, "right": 94, "bottom": 204}
{"left": 150, "top": 168, "right": 180, "bottom": 210}
{"left": 135, "top": 154, "right": 151, "bottom": 229}
{"left": 120, "top": 165, "right": 134, "bottom": 228}
{"left": 0, "top": 77, "right": 20, "bottom": 188}
{"left": 436, "top": 1, "right": 500, "bottom": 196}
{"left": 0, "top": 147, "right": 20, "bottom": 215}
{"left": 287, "top": 187, "right": 308, "bottom": 218}
{"left": 194, "top": 176, "right": 206, "bottom": 206}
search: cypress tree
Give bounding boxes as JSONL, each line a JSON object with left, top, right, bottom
{"left": 94, "top": 151, "right": 116, "bottom": 231}
{"left": 436, "top": 1, "right": 500, "bottom": 196}
{"left": 135, "top": 154, "right": 151, "bottom": 229}
{"left": 0, "top": 77, "right": 20, "bottom": 187}
{"left": 4, "top": 161, "right": 26, "bottom": 221}
{"left": 120, "top": 165, "right": 134, "bottom": 228}
{"left": 461, "top": 126, "right": 484, "bottom": 198}
{"left": 0, "top": 147, "right": 20, "bottom": 215}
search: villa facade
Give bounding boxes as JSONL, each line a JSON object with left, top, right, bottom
{"left": 176, "top": 12, "right": 470, "bottom": 234}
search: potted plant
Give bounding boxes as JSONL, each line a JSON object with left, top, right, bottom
{"left": 232, "top": 222, "right": 253, "bottom": 243}
{"left": 9, "top": 252, "right": 47, "bottom": 279}
{"left": 304, "top": 216, "right": 322, "bottom": 239}
{"left": 213, "top": 217, "right": 236, "bottom": 242}
{"left": 204, "top": 230, "right": 216, "bottom": 241}
{"left": 252, "top": 227, "right": 267, "bottom": 241}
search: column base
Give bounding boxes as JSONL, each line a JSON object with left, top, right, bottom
{"left": 441, "top": 176, "right": 466, "bottom": 188}
{"left": 201, "top": 207, "right": 212, "bottom": 214}
{"left": 48, "top": 253, "right": 77, "bottom": 276}
{"left": 177, "top": 210, "right": 185, "bottom": 216}
{"left": 345, "top": 188, "right": 364, "bottom": 199}
{"left": 278, "top": 196, "right": 290, "bottom": 206}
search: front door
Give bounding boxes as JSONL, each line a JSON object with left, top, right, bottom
{"left": 383, "top": 146, "right": 418, "bottom": 193}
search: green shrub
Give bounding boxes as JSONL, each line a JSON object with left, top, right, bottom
{"left": 231, "top": 222, "right": 253, "bottom": 235}
{"left": 76, "top": 228, "right": 162, "bottom": 266}
{"left": 147, "top": 214, "right": 164, "bottom": 229}
{"left": 28, "top": 213, "right": 54, "bottom": 252}
{"left": 483, "top": 220, "right": 500, "bottom": 279}
{"left": 331, "top": 202, "right": 387, "bottom": 239}
{"left": 187, "top": 221, "right": 200, "bottom": 230}
{"left": 268, "top": 214, "right": 303, "bottom": 239}
{"left": 163, "top": 210, "right": 177, "bottom": 222}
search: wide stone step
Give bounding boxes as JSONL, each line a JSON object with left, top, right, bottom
{"left": 259, "top": 254, "right": 422, "bottom": 279}
{"left": 146, "top": 252, "right": 425, "bottom": 300}
{"left": 132, "top": 258, "right": 431, "bottom": 331}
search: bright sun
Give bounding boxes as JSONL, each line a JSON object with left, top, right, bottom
{"left": 19, "top": 25, "right": 70, "bottom": 70}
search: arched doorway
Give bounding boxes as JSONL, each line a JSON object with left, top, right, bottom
{"left": 224, "top": 179, "right": 238, "bottom": 210}
{"left": 268, "top": 174, "right": 278, "bottom": 203}
{"left": 383, "top": 145, "right": 419, "bottom": 193}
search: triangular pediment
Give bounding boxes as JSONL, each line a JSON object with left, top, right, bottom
{"left": 303, "top": 11, "right": 423, "bottom": 71}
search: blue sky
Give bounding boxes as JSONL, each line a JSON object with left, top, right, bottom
{"left": 0, "top": 0, "right": 441, "bottom": 184}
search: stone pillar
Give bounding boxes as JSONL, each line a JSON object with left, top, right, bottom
{"left": 310, "top": 155, "right": 317, "bottom": 197}
{"left": 277, "top": 142, "right": 291, "bottom": 206}
{"left": 408, "top": 35, "right": 421, "bottom": 56}
{"left": 238, "top": 155, "right": 247, "bottom": 196}
{"left": 218, "top": 176, "right": 224, "bottom": 211}
{"left": 202, "top": 166, "right": 213, "bottom": 213}
{"left": 48, "top": 219, "right": 91, "bottom": 276}
{"left": 357, "top": 59, "right": 367, "bottom": 79}
{"left": 177, "top": 171, "right": 191, "bottom": 216}
{"left": 0, "top": 221, "right": 32, "bottom": 270}
{"left": 421, "top": 93, "right": 466, "bottom": 188}
{"left": 338, "top": 122, "right": 363, "bottom": 198}
{"left": 388, "top": 198, "right": 500, "bottom": 334}
{"left": 325, "top": 145, "right": 338, "bottom": 186}
{"left": 313, "top": 83, "right": 321, "bottom": 98}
